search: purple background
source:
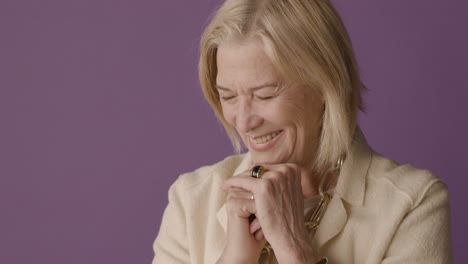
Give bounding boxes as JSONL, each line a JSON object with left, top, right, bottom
{"left": 0, "top": 0, "right": 466, "bottom": 263}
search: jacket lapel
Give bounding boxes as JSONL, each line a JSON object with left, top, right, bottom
{"left": 335, "top": 129, "right": 372, "bottom": 206}
{"left": 314, "top": 194, "right": 347, "bottom": 249}
{"left": 315, "top": 128, "right": 373, "bottom": 248}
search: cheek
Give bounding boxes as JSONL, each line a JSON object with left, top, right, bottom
{"left": 273, "top": 101, "right": 304, "bottom": 125}
{"left": 221, "top": 104, "right": 235, "bottom": 126}
{"left": 278, "top": 99, "right": 321, "bottom": 140}
{"left": 262, "top": 96, "right": 296, "bottom": 120}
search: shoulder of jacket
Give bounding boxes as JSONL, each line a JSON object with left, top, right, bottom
{"left": 171, "top": 153, "right": 247, "bottom": 191}
{"left": 368, "top": 152, "right": 448, "bottom": 208}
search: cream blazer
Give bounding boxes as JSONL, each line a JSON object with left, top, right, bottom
{"left": 152, "top": 133, "right": 452, "bottom": 264}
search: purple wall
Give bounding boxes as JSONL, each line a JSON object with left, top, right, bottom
{"left": 0, "top": 0, "right": 466, "bottom": 263}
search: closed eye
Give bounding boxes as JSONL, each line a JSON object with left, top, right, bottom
{"left": 257, "top": 96, "right": 273, "bottom": 100}
{"left": 220, "top": 96, "right": 235, "bottom": 101}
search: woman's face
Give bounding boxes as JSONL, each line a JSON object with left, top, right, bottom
{"left": 216, "top": 37, "right": 324, "bottom": 168}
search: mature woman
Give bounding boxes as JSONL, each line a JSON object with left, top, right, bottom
{"left": 153, "top": 0, "right": 452, "bottom": 263}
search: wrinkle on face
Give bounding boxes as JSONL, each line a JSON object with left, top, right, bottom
{"left": 216, "top": 36, "right": 324, "bottom": 170}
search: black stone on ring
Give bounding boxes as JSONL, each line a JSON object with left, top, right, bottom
{"left": 251, "top": 165, "right": 265, "bottom": 178}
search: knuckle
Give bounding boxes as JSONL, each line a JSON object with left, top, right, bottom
{"left": 259, "top": 179, "right": 274, "bottom": 194}
{"left": 287, "top": 162, "right": 300, "bottom": 169}
{"left": 269, "top": 171, "right": 282, "bottom": 180}
{"left": 227, "top": 190, "right": 242, "bottom": 200}
{"left": 274, "top": 165, "right": 295, "bottom": 178}
{"left": 285, "top": 164, "right": 297, "bottom": 174}
{"left": 225, "top": 198, "right": 238, "bottom": 211}
{"left": 240, "top": 203, "right": 250, "bottom": 214}
{"left": 275, "top": 165, "right": 289, "bottom": 175}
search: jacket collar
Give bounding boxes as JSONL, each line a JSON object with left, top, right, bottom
{"left": 216, "top": 128, "right": 373, "bottom": 249}
{"left": 314, "top": 128, "right": 373, "bottom": 249}
{"left": 334, "top": 128, "right": 373, "bottom": 206}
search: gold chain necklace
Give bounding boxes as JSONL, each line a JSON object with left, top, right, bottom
{"left": 261, "top": 155, "right": 346, "bottom": 255}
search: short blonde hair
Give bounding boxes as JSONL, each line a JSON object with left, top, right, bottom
{"left": 199, "top": 0, "right": 365, "bottom": 173}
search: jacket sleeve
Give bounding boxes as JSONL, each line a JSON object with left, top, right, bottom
{"left": 152, "top": 177, "right": 190, "bottom": 264}
{"left": 382, "top": 180, "right": 453, "bottom": 264}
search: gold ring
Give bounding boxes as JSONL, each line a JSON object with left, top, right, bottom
{"left": 251, "top": 165, "right": 265, "bottom": 179}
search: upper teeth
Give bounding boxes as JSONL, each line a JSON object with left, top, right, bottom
{"left": 252, "top": 131, "right": 280, "bottom": 144}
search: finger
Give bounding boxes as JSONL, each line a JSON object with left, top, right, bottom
{"left": 227, "top": 188, "right": 253, "bottom": 199}
{"left": 254, "top": 228, "right": 264, "bottom": 241}
{"left": 225, "top": 197, "right": 257, "bottom": 218}
{"left": 232, "top": 165, "right": 280, "bottom": 179}
{"left": 253, "top": 163, "right": 304, "bottom": 180}
{"left": 223, "top": 176, "right": 260, "bottom": 193}
{"left": 224, "top": 163, "right": 295, "bottom": 189}
{"left": 255, "top": 163, "right": 299, "bottom": 172}
{"left": 224, "top": 164, "right": 285, "bottom": 192}
{"left": 249, "top": 218, "right": 261, "bottom": 234}
{"left": 232, "top": 169, "right": 253, "bottom": 178}
{"left": 237, "top": 165, "right": 277, "bottom": 178}
{"left": 228, "top": 187, "right": 245, "bottom": 192}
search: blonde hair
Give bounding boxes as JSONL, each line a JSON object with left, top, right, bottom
{"left": 199, "top": 0, "right": 365, "bottom": 173}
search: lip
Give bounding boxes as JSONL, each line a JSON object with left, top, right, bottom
{"left": 248, "top": 130, "right": 283, "bottom": 152}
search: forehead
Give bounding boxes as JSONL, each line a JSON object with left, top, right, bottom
{"left": 216, "top": 37, "right": 281, "bottom": 89}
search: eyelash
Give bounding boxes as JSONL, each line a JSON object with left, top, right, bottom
{"left": 220, "top": 95, "right": 274, "bottom": 101}
{"left": 220, "top": 96, "right": 235, "bottom": 101}
{"left": 257, "top": 96, "right": 273, "bottom": 100}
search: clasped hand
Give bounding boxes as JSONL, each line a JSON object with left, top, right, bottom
{"left": 216, "top": 163, "right": 320, "bottom": 264}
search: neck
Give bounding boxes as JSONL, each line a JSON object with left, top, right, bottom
{"left": 302, "top": 167, "right": 339, "bottom": 199}
{"left": 301, "top": 167, "right": 320, "bottom": 199}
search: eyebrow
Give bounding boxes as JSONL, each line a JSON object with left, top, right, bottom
{"left": 215, "top": 83, "right": 278, "bottom": 92}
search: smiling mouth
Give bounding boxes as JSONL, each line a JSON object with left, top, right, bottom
{"left": 251, "top": 130, "right": 282, "bottom": 144}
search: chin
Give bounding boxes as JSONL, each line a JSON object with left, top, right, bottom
{"left": 250, "top": 152, "right": 288, "bottom": 165}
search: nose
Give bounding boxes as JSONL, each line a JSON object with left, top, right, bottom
{"left": 235, "top": 99, "right": 263, "bottom": 134}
